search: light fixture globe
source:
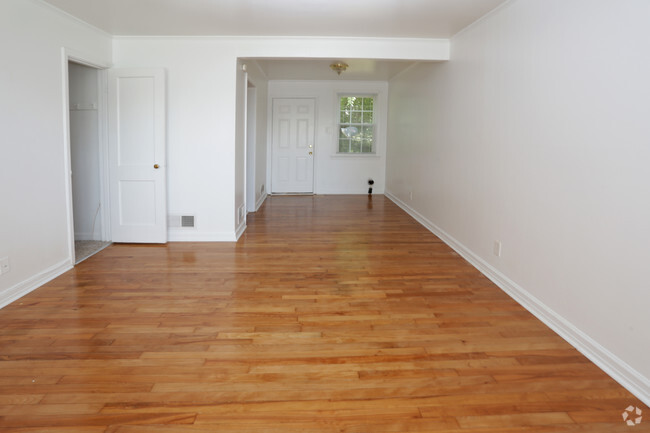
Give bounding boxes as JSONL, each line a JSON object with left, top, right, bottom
{"left": 330, "top": 62, "right": 349, "bottom": 75}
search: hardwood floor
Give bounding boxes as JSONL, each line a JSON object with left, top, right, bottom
{"left": 0, "top": 195, "right": 646, "bottom": 432}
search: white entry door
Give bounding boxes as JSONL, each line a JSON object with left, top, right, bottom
{"left": 271, "top": 98, "right": 315, "bottom": 193}
{"left": 108, "top": 69, "right": 167, "bottom": 243}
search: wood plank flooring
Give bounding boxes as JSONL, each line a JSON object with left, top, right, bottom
{"left": 0, "top": 195, "right": 646, "bottom": 432}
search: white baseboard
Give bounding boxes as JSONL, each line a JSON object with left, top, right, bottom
{"left": 235, "top": 221, "right": 246, "bottom": 241}
{"left": 167, "top": 231, "right": 237, "bottom": 242}
{"left": 385, "top": 191, "right": 650, "bottom": 406}
{"left": 255, "top": 193, "right": 267, "bottom": 211}
{"left": 0, "top": 259, "right": 72, "bottom": 310}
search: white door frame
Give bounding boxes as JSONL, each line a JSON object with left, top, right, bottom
{"left": 268, "top": 97, "right": 317, "bottom": 194}
{"left": 242, "top": 69, "right": 249, "bottom": 222}
{"left": 61, "top": 48, "right": 111, "bottom": 266}
{"left": 246, "top": 83, "right": 257, "bottom": 212}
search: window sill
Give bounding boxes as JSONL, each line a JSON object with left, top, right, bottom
{"left": 330, "top": 153, "right": 381, "bottom": 159}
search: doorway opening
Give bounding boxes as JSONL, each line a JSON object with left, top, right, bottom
{"left": 67, "top": 61, "right": 111, "bottom": 263}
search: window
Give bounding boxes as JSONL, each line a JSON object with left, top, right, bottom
{"left": 338, "top": 95, "right": 375, "bottom": 154}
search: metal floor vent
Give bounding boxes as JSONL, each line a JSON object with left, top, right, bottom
{"left": 181, "top": 215, "right": 195, "bottom": 228}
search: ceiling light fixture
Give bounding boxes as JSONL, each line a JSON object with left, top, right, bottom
{"left": 330, "top": 62, "right": 349, "bottom": 76}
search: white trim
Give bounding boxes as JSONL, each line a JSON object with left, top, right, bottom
{"left": 242, "top": 67, "right": 249, "bottom": 222}
{"left": 385, "top": 191, "right": 650, "bottom": 407}
{"left": 265, "top": 94, "right": 273, "bottom": 197}
{"left": 112, "top": 35, "right": 447, "bottom": 43}
{"left": 0, "top": 260, "right": 72, "bottom": 310}
{"left": 97, "top": 69, "right": 111, "bottom": 242}
{"left": 168, "top": 231, "right": 238, "bottom": 242}
{"left": 255, "top": 193, "right": 267, "bottom": 211}
{"left": 235, "top": 221, "right": 247, "bottom": 241}
{"left": 65, "top": 48, "right": 112, "bottom": 70}
{"left": 61, "top": 51, "right": 76, "bottom": 266}
{"left": 31, "top": 0, "right": 113, "bottom": 39}
{"left": 62, "top": 48, "right": 112, "bottom": 268}
{"left": 246, "top": 85, "right": 257, "bottom": 213}
{"left": 112, "top": 36, "right": 449, "bottom": 60}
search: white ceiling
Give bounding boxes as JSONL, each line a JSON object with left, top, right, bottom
{"left": 42, "top": 0, "right": 508, "bottom": 38}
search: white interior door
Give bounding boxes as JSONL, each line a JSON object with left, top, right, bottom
{"left": 271, "top": 98, "right": 315, "bottom": 193}
{"left": 108, "top": 68, "right": 167, "bottom": 243}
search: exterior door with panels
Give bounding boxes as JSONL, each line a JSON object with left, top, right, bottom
{"left": 271, "top": 98, "right": 315, "bottom": 193}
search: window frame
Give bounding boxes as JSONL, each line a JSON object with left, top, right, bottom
{"left": 336, "top": 94, "right": 377, "bottom": 155}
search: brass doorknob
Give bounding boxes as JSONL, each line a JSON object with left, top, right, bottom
{"left": 309, "top": 152, "right": 313, "bottom": 155}
{"left": 154, "top": 164, "right": 160, "bottom": 169}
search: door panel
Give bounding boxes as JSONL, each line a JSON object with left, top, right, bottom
{"left": 116, "top": 77, "right": 155, "bottom": 166}
{"left": 296, "top": 157, "right": 308, "bottom": 182}
{"left": 297, "top": 119, "right": 309, "bottom": 148}
{"left": 278, "top": 119, "right": 290, "bottom": 149}
{"left": 108, "top": 69, "right": 167, "bottom": 243}
{"left": 118, "top": 180, "right": 156, "bottom": 225}
{"left": 272, "top": 99, "right": 315, "bottom": 193}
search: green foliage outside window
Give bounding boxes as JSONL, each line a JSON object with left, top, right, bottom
{"left": 338, "top": 96, "right": 375, "bottom": 153}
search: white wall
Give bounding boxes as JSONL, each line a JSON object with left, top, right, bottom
{"left": 234, "top": 59, "right": 247, "bottom": 236}
{"left": 113, "top": 38, "right": 441, "bottom": 241}
{"left": 0, "top": 0, "right": 112, "bottom": 307}
{"left": 68, "top": 62, "right": 102, "bottom": 241}
{"left": 244, "top": 61, "right": 269, "bottom": 211}
{"left": 269, "top": 80, "right": 388, "bottom": 194}
{"left": 114, "top": 38, "right": 240, "bottom": 241}
{"left": 0, "top": 7, "right": 446, "bottom": 304}
{"left": 386, "top": 0, "right": 650, "bottom": 403}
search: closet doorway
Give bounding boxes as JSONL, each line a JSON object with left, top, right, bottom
{"left": 68, "top": 61, "right": 110, "bottom": 263}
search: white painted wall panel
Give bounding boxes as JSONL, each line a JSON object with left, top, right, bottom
{"left": 386, "top": 0, "right": 650, "bottom": 398}
{"left": 113, "top": 37, "right": 437, "bottom": 240}
{"left": 114, "top": 39, "right": 238, "bottom": 241}
{"left": 0, "top": 0, "right": 111, "bottom": 306}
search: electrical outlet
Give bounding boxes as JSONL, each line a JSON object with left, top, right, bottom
{"left": 0, "top": 257, "right": 9, "bottom": 275}
{"left": 409, "top": 191, "right": 413, "bottom": 201}
{"left": 493, "top": 241, "right": 502, "bottom": 257}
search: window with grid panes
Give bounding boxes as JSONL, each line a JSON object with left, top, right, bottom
{"left": 338, "top": 96, "right": 375, "bottom": 153}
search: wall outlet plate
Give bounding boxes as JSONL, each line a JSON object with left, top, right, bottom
{"left": 493, "top": 241, "right": 502, "bottom": 257}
